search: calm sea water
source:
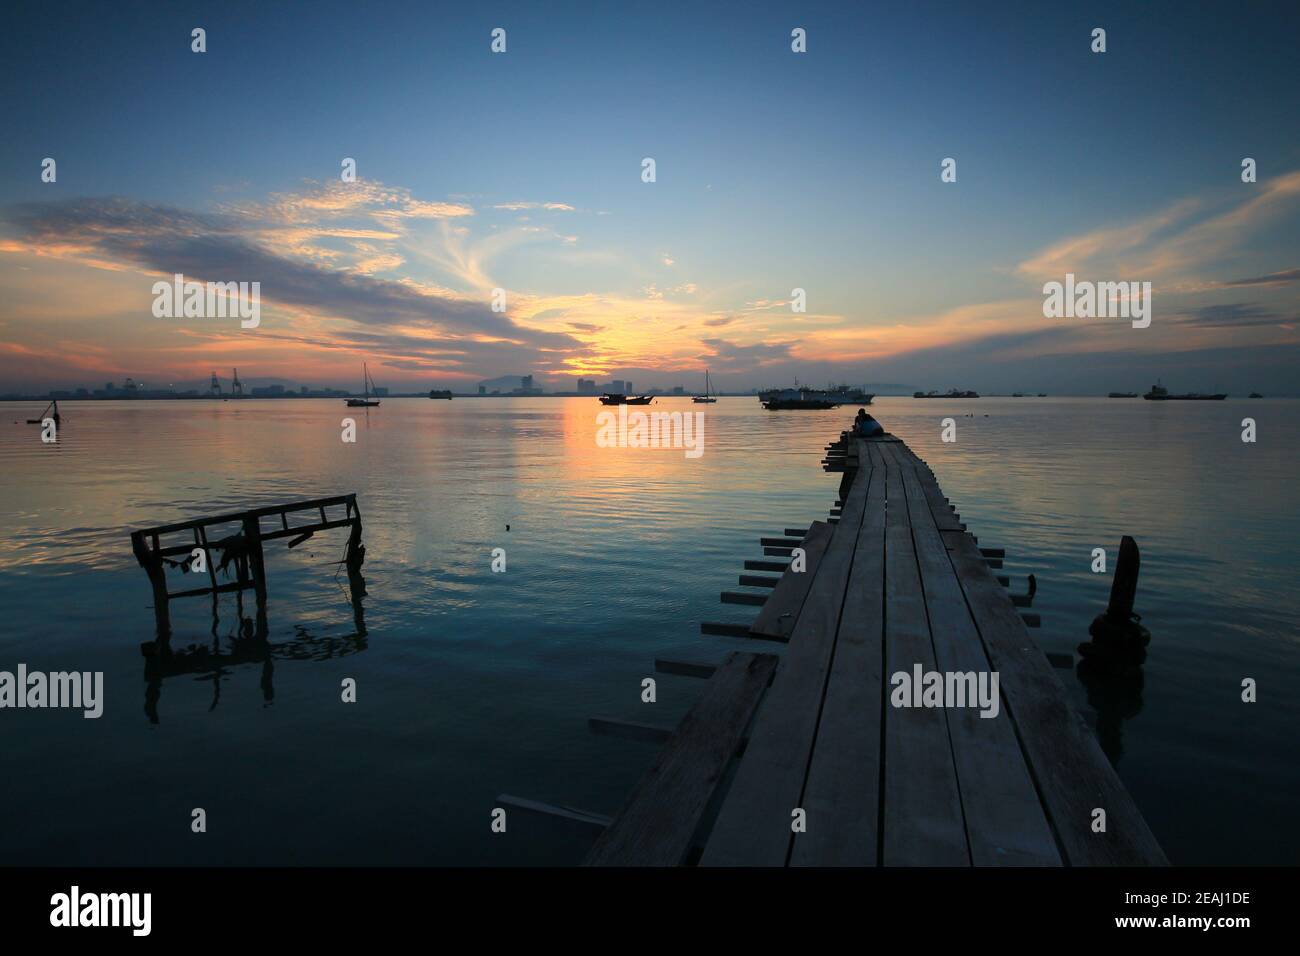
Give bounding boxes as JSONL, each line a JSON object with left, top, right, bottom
{"left": 1, "top": 396, "right": 1296, "bottom": 865}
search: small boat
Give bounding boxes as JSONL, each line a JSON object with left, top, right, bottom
{"left": 599, "top": 393, "right": 654, "bottom": 406}
{"left": 26, "top": 399, "right": 61, "bottom": 425}
{"left": 428, "top": 389, "right": 453, "bottom": 400}
{"left": 761, "top": 388, "right": 840, "bottom": 410}
{"left": 345, "top": 363, "right": 381, "bottom": 407}
{"left": 692, "top": 369, "right": 717, "bottom": 404}
{"left": 1011, "top": 392, "right": 1025, "bottom": 398}
{"left": 1142, "top": 381, "right": 1226, "bottom": 401}
{"left": 1108, "top": 392, "right": 1138, "bottom": 398}
{"left": 913, "top": 389, "right": 979, "bottom": 399}
{"left": 1249, "top": 392, "right": 1263, "bottom": 398}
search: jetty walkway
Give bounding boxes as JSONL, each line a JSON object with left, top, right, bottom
{"left": 580, "top": 428, "right": 1167, "bottom": 866}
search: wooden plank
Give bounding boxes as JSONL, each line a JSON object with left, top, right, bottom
{"left": 139, "top": 494, "right": 356, "bottom": 536}
{"left": 721, "top": 591, "right": 767, "bottom": 606}
{"left": 744, "top": 560, "right": 789, "bottom": 572}
{"left": 880, "top": 449, "right": 970, "bottom": 865}
{"left": 739, "top": 575, "right": 781, "bottom": 588}
{"left": 495, "top": 794, "right": 611, "bottom": 834}
{"left": 889, "top": 443, "right": 1060, "bottom": 866}
{"left": 748, "top": 520, "right": 834, "bottom": 639}
{"left": 655, "top": 659, "right": 717, "bottom": 679}
{"left": 701, "top": 445, "right": 871, "bottom": 865}
{"left": 789, "top": 464, "right": 885, "bottom": 866}
{"left": 700, "top": 621, "right": 764, "bottom": 639}
{"left": 584, "top": 651, "right": 778, "bottom": 866}
{"left": 941, "top": 529, "right": 1167, "bottom": 865}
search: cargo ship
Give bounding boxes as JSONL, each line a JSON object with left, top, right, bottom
{"left": 760, "top": 388, "right": 840, "bottom": 410}
{"left": 1142, "top": 381, "right": 1226, "bottom": 401}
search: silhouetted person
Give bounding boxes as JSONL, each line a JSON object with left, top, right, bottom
{"left": 854, "top": 408, "right": 883, "bottom": 437}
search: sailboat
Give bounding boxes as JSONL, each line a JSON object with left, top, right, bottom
{"left": 345, "top": 363, "right": 381, "bottom": 407}
{"left": 692, "top": 369, "right": 717, "bottom": 404}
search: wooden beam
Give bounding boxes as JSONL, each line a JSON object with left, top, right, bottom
{"left": 891, "top": 443, "right": 1060, "bottom": 865}
{"left": 495, "top": 794, "right": 611, "bottom": 834}
{"left": 790, "top": 456, "right": 884, "bottom": 866}
{"left": 879, "top": 447, "right": 969, "bottom": 865}
{"left": 748, "top": 521, "right": 834, "bottom": 640}
{"left": 584, "top": 651, "right": 778, "bottom": 866}
{"left": 655, "top": 659, "right": 718, "bottom": 679}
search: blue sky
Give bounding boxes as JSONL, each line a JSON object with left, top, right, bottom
{"left": 2, "top": 0, "right": 1298, "bottom": 393}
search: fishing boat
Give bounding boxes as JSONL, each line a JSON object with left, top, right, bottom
{"left": 428, "top": 389, "right": 453, "bottom": 400}
{"left": 26, "top": 399, "right": 61, "bottom": 425}
{"left": 760, "top": 388, "right": 840, "bottom": 410}
{"left": 692, "top": 369, "right": 717, "bottom": 404}
{"left": 757, "top": 382, "right": 871, "bottom": 405}
{"left": 599, "top": 393, "right": 654, "bottom": 406}
{"left": 1249, "top": 392, "right": 1263, "bottom": 398}
{"left": 1142, "top": 381, "right": 1226, "bottom": 401}
{"left": 826, "top": 384, "right": 874, "bottom": 404}
{"left": 345, "top": 363, "right": 381, "bottom": 407}
{"left": 913, "top": 389, "right": 980, "bottom": 398}
{"left": 1108, "top": 392, "right": 1138, "bottom": 398}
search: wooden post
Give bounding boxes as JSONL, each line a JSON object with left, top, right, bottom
{"left": 196, "top": 525, "right": 219, "bottom": 596}
{"left": 131, "top": 531, "right": 171, "bottom": 637}
{"left": 241, "top": 516, "right": 268, "bottom": 606}
{"left": 1107, "top": 536, "right": 1139, "bottom": 620}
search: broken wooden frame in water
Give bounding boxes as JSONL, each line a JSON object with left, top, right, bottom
{"left": 129, "top": 493, "right": 366, "bottom": 636}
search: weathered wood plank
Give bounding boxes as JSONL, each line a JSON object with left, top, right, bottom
{"left": 495, "top": 794, "right": 611, "bottom": 833}
{"left": 888, "top": 443, "right": 1061, "bottom": 866}
{"left": 881, "top": 450, "right": 970, "bottom": 865}
{"left": 587, "top": 716, "right": 673, "bottom": 744}
{"left": 749, "top": 520, "right": 834, "bottom": 639}
{"left": 654, "top": 659, "right": 718, "bottom": 679}
{"left": 701, "top": 445, "right": 871, "bottom": 865}
{"left": 941, "top": 529, "right": 1168, "bottom": 865}
{"left": 584, "top": 651, "right": 779, "bottom": 866}
{"left": 789, "top": 463, "right": 885, "bottom": 866}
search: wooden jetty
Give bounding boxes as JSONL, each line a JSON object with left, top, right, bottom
{"left": 130, "top": 494, "right": 365, "bottom": 635}
{"left": 545, "top": 425, "right": 1167, "bottom": 866}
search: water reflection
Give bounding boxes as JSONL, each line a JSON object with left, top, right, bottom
{"left": 141, "top": 588, "right": 368, "bottom": 724}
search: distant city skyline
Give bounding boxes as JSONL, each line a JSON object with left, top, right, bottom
{"left": 2, "top": 1, "right": 1299, "bottom": 395}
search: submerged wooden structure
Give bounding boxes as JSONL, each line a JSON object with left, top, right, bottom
{"left": 511, "top": 425, "right": 1167, "bottom": 866}
{"left": 130, "top": 494, "right": 365, "bottom": 635}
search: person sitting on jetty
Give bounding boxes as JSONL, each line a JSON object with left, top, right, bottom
{"left": 854, "top": 408, "right": 883, "bottom": 437}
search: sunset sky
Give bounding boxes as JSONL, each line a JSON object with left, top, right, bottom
{"left": 2, "top": 0, "right": 1299, "bottom": 394}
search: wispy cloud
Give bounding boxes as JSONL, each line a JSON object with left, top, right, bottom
{"left": 1221, "top": 267, "right": 1300, "bottom": 287}
{"left": 493, "top": 201, "right": 576, "bottom": 212}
